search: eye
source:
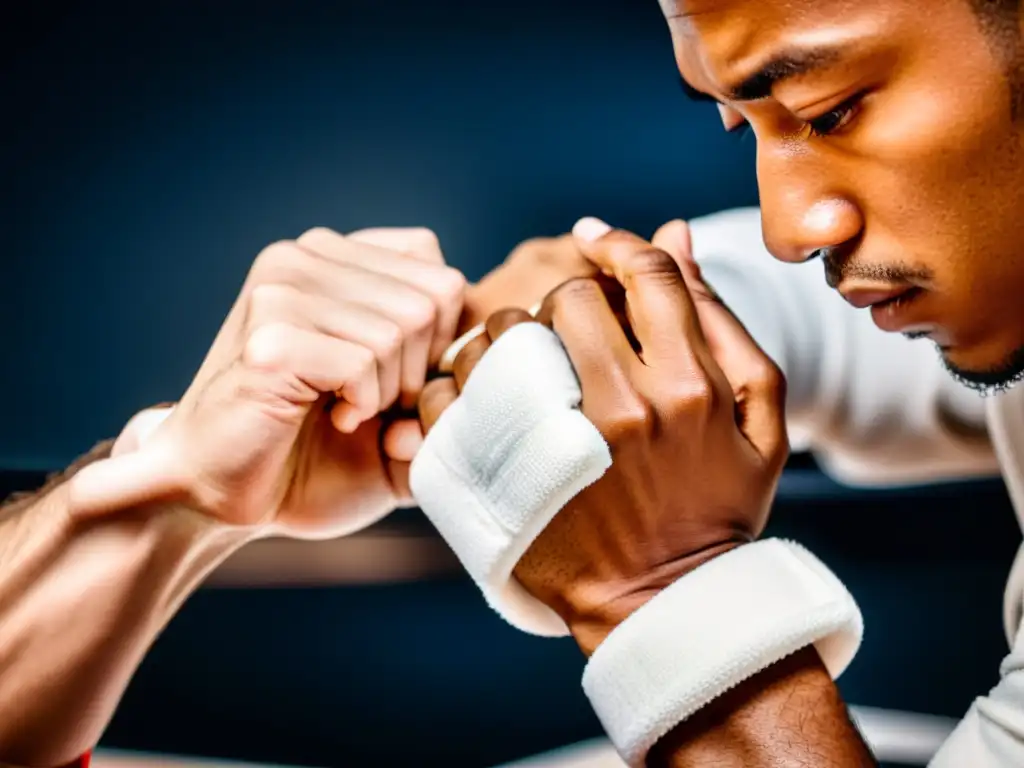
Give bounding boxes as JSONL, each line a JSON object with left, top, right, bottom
{"left": 805, "top": 93, "right": 864, "bottom": 138}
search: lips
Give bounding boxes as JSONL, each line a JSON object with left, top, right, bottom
{"left": 839, "top": 284, "right": 914, "bottom": 310}
{"left": 838, "top": 284, "right": 925, "bottom": 333}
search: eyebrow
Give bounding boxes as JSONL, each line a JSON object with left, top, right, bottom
{"left": 679, "top": 46, "right": 842, "bottom": 104}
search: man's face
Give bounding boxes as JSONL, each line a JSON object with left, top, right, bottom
{"left": 664, "top": 0, "right": 1024, "bottom": 391}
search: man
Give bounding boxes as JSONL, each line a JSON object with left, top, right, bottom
{"left": 412, "top": 0, "right": 1024, "bottom": 765}
{"left": 5, "top": 0, "right": 1023, "bottom": 765}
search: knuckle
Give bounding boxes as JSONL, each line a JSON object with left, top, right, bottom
{"left": 397, "top": 294, "right": 438, "bottom": 335}
{"left": 748, "top": 358, "right": 787, "bottom": 401}
{"left": 251, "top": 240, "right": 303, "bottom": 282}
{"left": 488, "top": 306, "right": 532, "bottom": 326}
{"left": 405, "top": 226, "right": 441, "bottom": 253}
{"left": 508, "top": 236, "right": 560, "bottom": 263}
{"left": 551, "top": 276, "right": 603, "bottom": 305}
{"left": 622, "top": 246, "right": 682, "bottom": 278}
{"left": 296, "top": 226, "right": 339, "bottom": 247}
{"left": 420, "top": 376, "right": 454, "bottom": 405}
{"left": 434, "top": 265, "right": 468, "bottom": 301}
{"left": 372, "top": 320, "right": 404, "bottom": 360}
{"left": 594, "top": 393, "right": 654, "bottom": 444}
{"left": 248, "top": 282, "right": 295, "bottom": 313}
{"left": 242, "top": 322, "right": 293, "bottom": 371}
{"left": 538, "top": 276, "right": 602, "bottom": 327}
{"left": 662, "top": 375, "right": 719, "bottom": 419}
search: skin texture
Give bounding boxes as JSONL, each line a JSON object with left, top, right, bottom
{"left": 2, "top": 225, "right": 470, "bottom": 764}
{"left": 668, "top": 0, "right": 1024, "bottom": 391}
{"left": 458, "top": 233, "right": 600, "bottom": 335}
{"left": 0, "top": 231, "right": 606, "bottom": 765}
{"left": 420, "top": 217, "right": 876, "bottom": 766}
{"left": 69, "top": 226, "right": 470, "bottom": 535}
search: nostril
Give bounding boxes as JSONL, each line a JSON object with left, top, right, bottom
{"left": 807, "top": 248, "right": 829, "bottom": 262}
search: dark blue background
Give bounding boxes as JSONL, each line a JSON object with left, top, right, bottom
{"left": 1, "top": 0, "right": 756, "bottom": 470}
{"left": 1, "top": 2, "right": 1018, "bottom": 766}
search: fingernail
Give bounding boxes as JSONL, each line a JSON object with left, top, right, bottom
{"left": 573, "top": 217, "right": 612, "bottom": 242}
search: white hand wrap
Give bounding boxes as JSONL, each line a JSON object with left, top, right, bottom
{"left": 582, "top": 538, "right": 863, "bottom": 767}
{"left": 410, "top": 322, "right": 612, "bottom": 636}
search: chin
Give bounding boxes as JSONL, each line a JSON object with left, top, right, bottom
{"left": 940, "top": 342, "right": 1024, "bottom": 395}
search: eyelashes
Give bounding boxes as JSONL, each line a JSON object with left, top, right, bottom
{"left": 725, "top": 92, "right": 866, "bottom": 142}
{"left": 806, "top": 94, "right": 863, "bottom": 137}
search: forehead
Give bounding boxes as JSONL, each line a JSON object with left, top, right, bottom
{"left": 663, "top": 0, "right": 913, "bottom": 85}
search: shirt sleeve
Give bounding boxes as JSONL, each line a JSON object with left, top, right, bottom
{"left": 688, "top": 207, "right": 1000, "bottom": 487}
{"left": 929, "top": 544, "right": 1024, "bottom": 766}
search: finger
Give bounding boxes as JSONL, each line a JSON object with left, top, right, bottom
{"left": 572, "top": 217, "right": 707, "bottom": 371}
{"left": 536, "top": 278, "right": 636, "bottom": 411}
{"left": 346, "top": 226, "right": 445, "bottom": 265}
{"left": 381, "top": 418, "right": 425, "bottom": 463}
{"left": 484, "top": 307, "right": 534, "bottom": 342}
{"left": 441, "top": 300, "right": 542, "bottom": 374}
{"left": 246, "top": 283, "right": 404, "bottom": 414}
{"left": 243, "top": 323, "right": 380, "bottom": 429}
{"left": 386, "top": 460, "right": 414, "bottom": 507}
{"left": 453, "top": 333, "right": 492, "bottom": 392}
{"left": 300, "top": 227, "right": 466, "bottom": 366}
{"left": 438, "top": 322, "right": 487, "bottom": 375}
{"left": 418, "top": 377, "right": 459, "bottom": 435}
{"left": 250, "top": 244, "right": 437, "bottom": 412}
{"left": 652, "top": 220, "right": 786, "bottom": 459}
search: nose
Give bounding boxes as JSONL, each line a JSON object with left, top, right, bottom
{"left": 758, "top": 150, "right": 864, "bottom": 264}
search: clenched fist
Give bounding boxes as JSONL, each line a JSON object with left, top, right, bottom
{"left": 421, "top": 217, "right": 789, "bottom": 654}
{"left": 73, "top": 226, "right": 465, "bottom": 538}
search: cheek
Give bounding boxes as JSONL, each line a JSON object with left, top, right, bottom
{"left": 849, "top": 81, "right": 1024, "bottom": 345}
{"left": 855, "top": 76, "right": 1024, "bottom": 257}
{"left": 862, "top": 73, "right": 1011, "bottom": 187}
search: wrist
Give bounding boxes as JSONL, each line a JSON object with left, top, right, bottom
{"left": 566, "top": 540, "right": 746, "bottom": 657}
{"left": 61, "top": 479, "right": 261, "bottom": 602}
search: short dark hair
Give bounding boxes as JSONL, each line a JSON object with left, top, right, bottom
{"left": 967, "top": 0, "right": 1024, "bottom": 114}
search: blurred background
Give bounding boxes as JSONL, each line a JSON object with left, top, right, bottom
{"left": 1, "top": 1, "right": 1020, "bottom": 766}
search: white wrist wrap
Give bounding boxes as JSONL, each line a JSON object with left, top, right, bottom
{"left": 410, "top": 322, "right": 612, "bottom": 636}
{"left": 582, "top": 538, "right": 863, "bottom": 767}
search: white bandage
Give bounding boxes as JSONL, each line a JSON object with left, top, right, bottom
{"left": 410, "top": 322, "right": 612, "bottom": 636}
{"left": 583, "top": 539, "right": 863, "bottom": 767}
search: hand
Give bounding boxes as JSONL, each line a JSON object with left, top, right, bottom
{"left": 459, "top": 233, "right": 599, "bottom": 334}
{"left": 73, "top": 226, "right": 466, "bottom": 538}
{"left": 419, "top": 217, "right": 788, "bottom": 654}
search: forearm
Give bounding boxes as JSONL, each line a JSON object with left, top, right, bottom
{"left": 565, "top": 544, "right": 875, "bottom": 768}
{"left": 0, "top": 449, "right": 255, "bottom": 765}
{"left": 647, "top": 647, "right": 875, "bottom": 768}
